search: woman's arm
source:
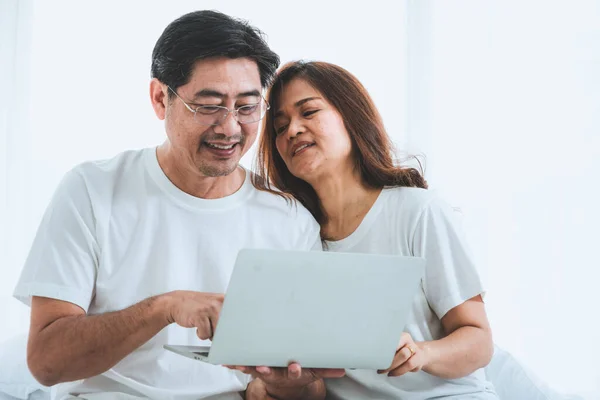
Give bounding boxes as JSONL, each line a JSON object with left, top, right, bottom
{"left": 379, "top": 295, "right": 494, "bottom": 379}
{"left": 421, "top": 295, "right": 494, "bottom": 378}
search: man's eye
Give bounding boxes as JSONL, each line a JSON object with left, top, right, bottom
{"left": 303, "top": 110, "right": 319, "bottom": 117}
{"left": 237, "top": 104, "right": 259, "bottom": 115}
{"left": 196, "top": 105, "right": 222, "bottom": 115}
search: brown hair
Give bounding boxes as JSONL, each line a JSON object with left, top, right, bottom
{"left": 253, "top": 61, "right": 427, "bottom": 225}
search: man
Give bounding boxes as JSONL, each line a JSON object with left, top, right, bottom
{"left": 14, "top": 10, "right": 340, "bottom": 400}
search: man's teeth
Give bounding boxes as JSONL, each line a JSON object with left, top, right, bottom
{"left": 294, "top": 144, "right": 312, "bottom": 154}
{"left": 206, "top": 143, "right": 236, "bottom": 150}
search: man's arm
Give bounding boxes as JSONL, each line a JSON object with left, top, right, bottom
{"left": 28, "top": 290, "right": 223, "bottom": 386}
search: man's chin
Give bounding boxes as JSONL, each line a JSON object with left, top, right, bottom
{"left": 197, "top": 161, "right": 240, "bottom": 178}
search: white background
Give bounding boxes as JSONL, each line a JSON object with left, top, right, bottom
{"left": 1, "top": 0, "right": 598, "bottom": 398}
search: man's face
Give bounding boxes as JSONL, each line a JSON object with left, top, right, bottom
{"left": 164, "top": 57, "right": 263, "bottom": 177}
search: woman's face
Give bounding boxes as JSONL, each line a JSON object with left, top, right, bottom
{"left": 274, "top": 78, "right": 353, "bottom": 183}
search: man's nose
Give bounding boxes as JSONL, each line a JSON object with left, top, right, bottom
{"left": 215, "top": 111, "right": 242, "bottom": 136}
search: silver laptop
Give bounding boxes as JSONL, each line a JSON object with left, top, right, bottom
{"left": 165, "top": 248, "right": 424, "bottom": 370}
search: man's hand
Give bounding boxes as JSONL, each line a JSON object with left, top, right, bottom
{"left": 164, "top": 291, "right": 224, "bottom": 340}
{"left": 244, "top": 378, "right": 276, "bottom": 400}
{"left": 230, "top": 363, "right": 345, "bottom": 400}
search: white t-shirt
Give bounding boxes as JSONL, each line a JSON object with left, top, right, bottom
{"left": 13, "top": 148, "right": 321, "bottom": 400}
{"left": 323, "top": 187, "right": 498, "bottom": 400}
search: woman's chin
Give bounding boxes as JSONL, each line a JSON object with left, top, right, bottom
{"left": 290, "top": 164, "right": 332, "bottom": 186}
{"left": 289, "top": 165, "right": 317, "bottom": 183}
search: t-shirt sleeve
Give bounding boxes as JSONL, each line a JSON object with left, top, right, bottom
{"left": 411, "top": 195, "right": 485, "bottom": 320}
{"left": 13, "top": 167, "right": 99, "bottom": 312}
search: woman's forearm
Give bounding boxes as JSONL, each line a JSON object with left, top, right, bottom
{"left": 420, "top": 326, "right": 494, "bottom": 379}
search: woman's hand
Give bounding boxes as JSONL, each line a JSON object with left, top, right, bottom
{"left": 377, "top": 332, "right": 430, "bottom": 377}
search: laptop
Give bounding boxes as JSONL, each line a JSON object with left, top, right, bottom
{"left": 164, "top": 248, "right": 424, "bottom": 370}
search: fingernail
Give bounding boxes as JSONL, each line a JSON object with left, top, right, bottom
{"left": 258, "top": 367, "right": 271, "bottom": 375}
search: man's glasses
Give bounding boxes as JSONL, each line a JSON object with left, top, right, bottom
{"left": 168, "top": 86, "right": 270, "bottom": 126}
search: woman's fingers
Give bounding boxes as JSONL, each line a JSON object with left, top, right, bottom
{"left": 388, "top": 354, "right": 419, "bottom": 377}
{"left": 378, "top": 332, "right": 421, "bottom": 375}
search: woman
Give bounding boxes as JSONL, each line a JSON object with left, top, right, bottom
{"left": 253, "top": 61, "right": 499, "bottom": 399}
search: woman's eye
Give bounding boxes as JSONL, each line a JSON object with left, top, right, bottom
{"left": 275, "top": 124, "right": 288, "bottom": 135}
{"left": 303, "top": 109, "right": 319, "bottom": 117}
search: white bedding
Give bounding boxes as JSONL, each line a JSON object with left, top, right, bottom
{"left": 0, "top": 333, "right": 589, "bottom": 400}
{"left": 0, "top": 334, "right": 49, "bottom": 400}
{"left": 0, "top": 392, "right": 49, "bottom": 400}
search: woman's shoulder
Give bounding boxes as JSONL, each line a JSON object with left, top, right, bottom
{"left": 381, "top": 186, "right": 440, "bottom": 214}
{"left": 381, "top": 186, "right": 462, "bottom": 230}
{"left": 382, "top": 186, "right": 461, "bottom": 222}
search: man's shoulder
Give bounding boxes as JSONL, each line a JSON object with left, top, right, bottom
{"left": 73, "top": 148, "right": 148, "bottom": 182}
{"left": 57, "top": 148, "right": 149, "bottom": 205}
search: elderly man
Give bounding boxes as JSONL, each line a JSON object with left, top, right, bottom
{"left": 14, "top": 10, "right": 340, "bottom": 400}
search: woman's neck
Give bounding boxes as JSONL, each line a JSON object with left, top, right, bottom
{"left": 310, "top": 168, "right": 382, "bottom": 241}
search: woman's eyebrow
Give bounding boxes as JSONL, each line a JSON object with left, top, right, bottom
{"left": 274, "top": 96, "right": 322, "bottom": 118}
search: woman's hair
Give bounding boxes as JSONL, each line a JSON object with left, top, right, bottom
{"left": 253, "top": 60, "right": 427, "bottom": 225}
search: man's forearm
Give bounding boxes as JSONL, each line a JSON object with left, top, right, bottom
{"left": 29, "top": 295, "right": 171, "bottom": 386}
{"left": 421, "top": 326, "right": 493, "bottom": 379}
{"left": 265, "top": 379, "right": 327, "bottom": 400}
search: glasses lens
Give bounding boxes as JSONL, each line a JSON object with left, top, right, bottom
{"left": 192, "top": 99, "right": 269, "bottom": 125}
{"left": 236, "top": 101, "right": 268, "bottom": 124}
{"left": 193, "top": 106, "right": 228, "bottom": 126}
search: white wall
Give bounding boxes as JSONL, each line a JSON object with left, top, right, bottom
{"left": 407, "top": 0, "right": 600, "bottom": 397}
{"left": 0, "top": 0, "right": 34, "bottom": 343}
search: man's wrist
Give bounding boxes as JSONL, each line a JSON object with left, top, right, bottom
{"left": 151, "top": 292, "right": 175, "bottom": 325}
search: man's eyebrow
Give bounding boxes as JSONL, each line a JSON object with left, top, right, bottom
{"left": 192, "top": 89, "right": 262, "bottom": 100}
{"left": 274, "top": 97, "right": 322, "bottom": 118}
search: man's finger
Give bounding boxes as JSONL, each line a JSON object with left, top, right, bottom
{"left": 256, "top": 366, "right": 272, "bottom": 375}
{"left": 288, "top": 363, "right": 302, "bottom": 379}
{"left": 315, "top": 368, "right": 346, "bottom": 378}
{"left": 233, "top": 365, "right": 250, "bottom": 373}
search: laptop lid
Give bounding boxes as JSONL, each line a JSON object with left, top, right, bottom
{"left": 207, "top": 248, "right": 425, "bottom": 369}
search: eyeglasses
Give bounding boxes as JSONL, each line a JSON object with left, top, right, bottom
{"left": 167, "top": 86, "right": 270, "bottom": 126}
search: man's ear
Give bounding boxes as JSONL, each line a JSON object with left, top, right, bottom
{"left": 150, "top": 78, "right": 168, "bottom": 120}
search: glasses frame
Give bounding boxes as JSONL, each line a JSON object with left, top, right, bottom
{"left": 167, "top": 86, "right": 270, "bottom": 126}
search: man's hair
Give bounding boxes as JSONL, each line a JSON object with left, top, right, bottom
{"left": 151, "top": 10, "right": 280, "bottom": 95}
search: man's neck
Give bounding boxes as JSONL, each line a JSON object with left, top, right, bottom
{"left": 156, "top": 144, "right": 245, "bottom": 199}
{"left": 310, "top": 167, "right": 381, "bottom": 241}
